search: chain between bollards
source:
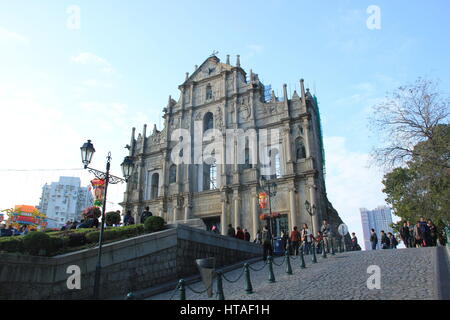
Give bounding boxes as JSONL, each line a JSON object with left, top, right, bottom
{"left": 244, "top": 263, "right": 253, "bottom": 294}
{"left": 285, "top": 250, "right": 293, "bottom": 275}
{"left": 268, "top": 256, "right": 276, "bottom": 283}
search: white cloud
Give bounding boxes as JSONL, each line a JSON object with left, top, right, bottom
{"left": 324, "top": 136, "right": 388, "bottom": 249}
{"left": 70, "top": 52, "right": 116, "bottom": 74}
{"left": 0, "top": 26, "right": 29, "bottom": 44}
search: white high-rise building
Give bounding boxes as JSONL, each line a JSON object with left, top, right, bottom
{"left": 37, "top": 177, "right": 94, "bottom": 229}
{"left": 360, "top": 206, "right": 394, "bottom": 250}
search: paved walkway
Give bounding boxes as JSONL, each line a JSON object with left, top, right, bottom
{"left": 148, "top": 246, "right": 447, "bottom": 300}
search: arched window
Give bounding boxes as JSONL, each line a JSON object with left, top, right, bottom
{"left": 296, "top": 138, "right": 306, "bottom": 160}
{"left": 203, "top": 112, "right": 214, "bottom": 132}
{"left": 169, "top": 165, "right": 177, "bottom": 184}
{"left": 206, "top": 84, "right": 213, "bottom": 100}
{"left": 151, "top": 173, "right": 159, "bottom": 199}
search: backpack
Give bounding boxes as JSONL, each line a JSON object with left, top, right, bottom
{"left": 392, "top": 237, "right": 398, "bottom": 246}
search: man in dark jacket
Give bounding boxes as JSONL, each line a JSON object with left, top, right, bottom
{"left": 140, "top": 206, "right": 153, "bottom": 224}
{"left": 400, "top": 222, "right": 411, "bottom": 248}
{"left": 380, "top": 230, "right": 390, "bottom": 249}
{"left": 244, "top": 229, "right": 251, "bottom": 241}
{"left": 370, "top": 229, "right": 378, "bottom": 250}
{"left": 227, "top": 224, "right": 236, "bottom": 237}
{"left": 419, "top": 217, "right": 431, "bottom": 247}
{"left": 261, "top": 226, "right": 273, "bottom": 261}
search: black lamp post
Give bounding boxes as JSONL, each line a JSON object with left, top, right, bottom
{"left": 80, "top": 140, "right": 134, "bottom": 300}
{"left": 259, "top": 175, "right": 277, "bottom": 240}
{"left": 304, "top": 200, "right": 316, "bottom": 235}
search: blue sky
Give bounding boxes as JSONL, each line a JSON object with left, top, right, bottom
{"left": 1, "top": 0, "right": 449, "bottom": 247}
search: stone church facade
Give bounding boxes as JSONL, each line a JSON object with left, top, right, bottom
{"left": 121, "top": 55, "right": 346, "bottom": 239}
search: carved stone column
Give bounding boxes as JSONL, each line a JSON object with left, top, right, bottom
{"left": 233, "top": 190, "right": 240, "bottom": 228}
{"left": 288, "top": 186, "right": 298, "bottom": 231}
{"left": 251, "top": 190, "right": 259, "bottom": 240}
{"left": 302, "top": 118, "right": 311, "bottom": 158}
{"left": 307, "top": 177, "right": 319, "bottom": 234}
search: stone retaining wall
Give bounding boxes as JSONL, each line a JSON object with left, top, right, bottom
{"left": 0, "top": 224, "right": 262, "bottom": 300}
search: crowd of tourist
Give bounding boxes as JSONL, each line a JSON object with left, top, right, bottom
{"left": 0, "top": 223, "right": 30, "bottom": 237}
{"left": 221, "top": 216, "right": 448, "bottom": 260}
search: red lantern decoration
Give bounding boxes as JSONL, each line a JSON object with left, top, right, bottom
{"left": 258, "top": 192, "right": 268, "bottom": 209}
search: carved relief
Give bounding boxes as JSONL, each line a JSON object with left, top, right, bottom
{"left": 195, "top": 111, "right": 203, "bottom": 121}
{"left": 215, "top": 106, "right": 223, "bottom": 128}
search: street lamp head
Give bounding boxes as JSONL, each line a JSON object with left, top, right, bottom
{"left": 305, "top": 200, "right": 311, "bottom": 213}
{"left": 80, "top": 140, "right": 95, "bottom": 169}
{"left": 121, "top": 156, "right": 134, "bottom": 182}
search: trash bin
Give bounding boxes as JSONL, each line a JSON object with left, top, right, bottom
{"left": 195, "top": 258, "right": 216, "bottom": 297}
{"left": 273, "top": 237, "right": 284, "bottom": 256}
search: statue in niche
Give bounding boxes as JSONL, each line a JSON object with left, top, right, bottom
{"left": 215, "top": 106, "right": 223, "bottom": 128}
{"left": 239, "top": 103, "right": 251, "bottom": 120}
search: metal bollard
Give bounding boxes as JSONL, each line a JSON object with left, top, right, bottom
{"left": 179, "top": 279, "right": 186, "bottom": 301}
{"left": 300, "top": 246, "right": 306, "bottom": 269}
{"left": 216, "top": 272, "right": 225, "bottom": 300}
{"left": 312, "top": 242, "right": 318, "bottom": 263}
{"left": 268, "top": 256, "right": 276, "bottom": 283}
{"left": 322, "top": 240, "right": 327, "bottom": 258}
{"left": 244, "top": 263, "right": 253, "bottom": 294}
{"left": 285, "top": 250, "right": 293, "bottom": 275}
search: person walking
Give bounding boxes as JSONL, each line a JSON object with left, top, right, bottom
{"left": 400, "top": 222, "right": 411, "bottom": 248}
{"left": 227, "top": 224, "right": 236, "bottom": 237}
{"left": 301, "top": 224, "right": 312, "bottom": 255}
{"left": 235, "top": 227, "right": 245, "bottom": 240}
{"left": 370, "top": 228, "right": 378, "bottom": 250}
{"left": 414, "top": 221, "right": 423, "bottom": 247}
{"left": 320, "top": 219, "right": 332, "bottom": 253}
{"left": 244, "top": 229, "right": 251, "bottom": 241}
{"left": 290, "top": 226, "right": 300, "bottom": 256}
{"left": 407, "top": 221, "right": 415, "bottom": 248}
{"left": 313, "top": 231, "right": 323, "bottom": 254}
{"left": 261, "top": 226, "right": 273, "bottom": 261}
{"left": 351, "top": 232, "right": 360, "bottom": 251}
{"left": 140, "top": 206, "right": 153, "bottom": 224}
{"left": 419, "top": 217, "right": 430, "bottom": 247}
{"left": 123, "top": 210, "right": 135, "bottom": 226}
{"left": 388, "top": 232, "right": 398, "bottom": 249}
{"left": 254, "top": 229, "right": 262, "bottom": 244}
{"left": 211, "top": 225, "right": 220, "bottom": 234}
{"left": 281, "top": 230, "right": 289, "bottom": 252}
{"left": 380, "top": 230, "right": 390, "bottom": 249}
{"left": 428, "top": 220, "right": 438, "bottom": 247}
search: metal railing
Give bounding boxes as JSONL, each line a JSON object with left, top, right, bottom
{"left": 125, "top": 239, "right": 346, "bottom": 300}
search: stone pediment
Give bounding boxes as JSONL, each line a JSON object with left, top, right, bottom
{"left": 182, "top": 55, "right": 232, "bottom": 85}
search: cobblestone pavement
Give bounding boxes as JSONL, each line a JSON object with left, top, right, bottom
{"left": 149, "top": 247, "right": 440, "bottom": 300}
